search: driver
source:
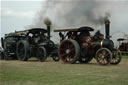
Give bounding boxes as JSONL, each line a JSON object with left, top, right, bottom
{"left": 40, "top": 32, "right": 47, "bottom": 42}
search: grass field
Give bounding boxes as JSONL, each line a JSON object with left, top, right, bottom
{"left": 0, "top": 57, "right": 128, "bottom": 85}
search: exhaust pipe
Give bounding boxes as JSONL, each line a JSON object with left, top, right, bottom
{"left": 105, "top": 19, "right": 110, "bottom": 39}
{"left": 46, "top": 24, "right": 51, "bottom": 40}
{"left": 44, "top": 18, "right": 52, "bottom": 40}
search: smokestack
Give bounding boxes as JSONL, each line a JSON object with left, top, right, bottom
{"left": 44, "top": 18, "right": 52, "bottom": 40}
{"left": 105, "top": 19, "right": 110, "bottom": 39}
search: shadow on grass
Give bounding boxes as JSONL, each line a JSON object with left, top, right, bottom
{"left": 27, "top": 57, "right": 56, "bottom": 62}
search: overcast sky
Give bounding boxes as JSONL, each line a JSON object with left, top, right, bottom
{"left": 1, "top": 0, "right": 43, "bottom": 37}
{"left": 0, "top": 0, "right": 128, "bottom": 46}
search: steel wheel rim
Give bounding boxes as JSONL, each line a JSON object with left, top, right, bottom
{"left": 59, "top": 40, "right": 76, "bottom": 63}
{"left": 96, "top": 49, "right": 111, "bottom": 65}
{"left": 111, "top": 50, "right": 121, "bottom": 64}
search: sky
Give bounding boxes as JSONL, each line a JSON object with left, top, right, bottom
{"left": 1, "top": 0, "right": 43, "bottom": 36}
{"left": 0, "top": 0, "right": 128, "bottom": 46}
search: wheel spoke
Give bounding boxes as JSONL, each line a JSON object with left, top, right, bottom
{"left": 67, "top": 43, "right": 70, "bottom": 48}
{"left": 61, "top": 53, "right": 67, "bottom": 57}
{"left": 69, "top": 44, "right": 74, "bottom": 49}
{"left": 70, "top": 48, "right": 75, "bottom": 51}
{"left": 60, "top": 48, "right": 66, "bottom": 51}
{"left": 102, "top": 50, "right": 106, "bottom": 55}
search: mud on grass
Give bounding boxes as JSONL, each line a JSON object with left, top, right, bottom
{"left": 0, "top": 58, "right": 128, "bottom": 85}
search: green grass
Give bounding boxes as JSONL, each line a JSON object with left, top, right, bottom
{"left": 122, "top": 55, "right": 128, "bottom": 58}
{"left": 0, "top": 58, "right": 128, "bottom": 85}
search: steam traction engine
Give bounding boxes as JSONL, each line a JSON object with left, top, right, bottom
{"left": 1, "top": 22, "right": 59, "bottom": 61}
{"left": 117, "top": 38, "right": 128, "bottom": 54}
{"left": 54, "top": 19, "right": 121, "bottom": 65}
{"left": 16, "top": 23, "right": 59, "bottom": 62}
{"left": 1, "top": 32, "right": 24, "bottom": 60}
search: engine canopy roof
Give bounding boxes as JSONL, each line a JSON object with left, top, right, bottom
{"left": 54, "top": 26, "right": 94, "bottom": 32}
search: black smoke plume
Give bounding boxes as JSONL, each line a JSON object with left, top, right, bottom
{"left": 31, "top": 0, "right": 128, "bottom": 45}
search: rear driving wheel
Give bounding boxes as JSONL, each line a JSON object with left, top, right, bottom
{"left": 0, "top": 52, "right": 4, "bottom": 60}
{"left": 96, "top": 48, "right": 112, "bottom": 65}
{"left": 36, "top": 46, "right": 47, "bottom": 62}
{"left": 16, "top": 40, "right": 29, "bottom": 61}
{"left": 59, "top": 39, "right": 80, "bottom": 64}
{"left": 111, "top": 49, "right": 122, "bottom": 65}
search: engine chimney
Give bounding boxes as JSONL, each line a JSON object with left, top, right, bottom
{"left": 46, "top": 24, "right": 51, "bottom": 40}
{"left": 105, "top": 19, "right": 110, "bottom": 39}
{"left": 44, "top": 18, "right": 52, "bottom": 40}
